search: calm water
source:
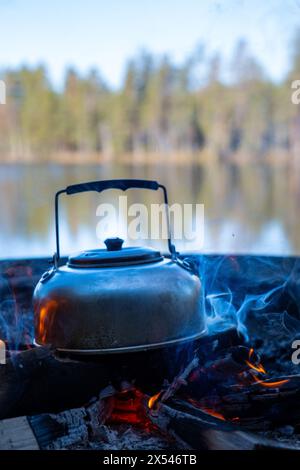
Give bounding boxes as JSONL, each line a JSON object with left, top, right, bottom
{"left": 0, "top": 162, "right": 299, "bottom": 259}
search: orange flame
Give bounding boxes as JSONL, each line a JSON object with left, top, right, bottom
{"left": 245, "top": 347, "right": 267, "bottom": 374}
{"left": 148, "top": 392, "right": 161, "bottom": 410}
{"left": 252, "top": 375, "right": 290, "bottom": 388}
{"left": 246, "top": 348, "right": 289, "bottom": 388}
{"left": 245, "top": 360, "right": 266, "bottom": 374}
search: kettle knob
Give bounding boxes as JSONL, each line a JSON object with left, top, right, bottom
{"left": 104, "top": 237, "right": 124, "bottom": 251}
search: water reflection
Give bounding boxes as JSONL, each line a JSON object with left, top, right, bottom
{"left": 0, "top": 162, "right": 299, "bottom": 259}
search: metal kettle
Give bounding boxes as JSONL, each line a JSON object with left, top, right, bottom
{"left": 33, "top": 179, "right": 206, "bottom": 354}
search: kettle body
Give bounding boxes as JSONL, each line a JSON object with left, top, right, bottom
{"left": 33, "top": 179, "right": 206, "bottom": 354}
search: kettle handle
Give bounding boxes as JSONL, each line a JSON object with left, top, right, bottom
{"left": 65, "top": 179, "right": 159, "bottom": 194}
{"left": 54, "top": 179, "right": 177, "bottom": 265}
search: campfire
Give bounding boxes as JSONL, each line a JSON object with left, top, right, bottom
{"left": 1, "top": 254, "right": 300, "bottom": 450}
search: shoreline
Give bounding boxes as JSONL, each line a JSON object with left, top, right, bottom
{"left": 0, "top": 149, "right": 298, "bottom": 168}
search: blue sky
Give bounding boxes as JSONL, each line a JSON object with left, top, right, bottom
{"left": 0, "top": 0, "right": 300, "bottom": 87}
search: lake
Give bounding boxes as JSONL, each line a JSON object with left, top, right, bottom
{"left": 0, "top": 162, "right": 299, "bottom": 259}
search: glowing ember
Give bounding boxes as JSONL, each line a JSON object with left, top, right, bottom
{"left": 187, "top": 399, "right": 226, "bottom": 421}
{"left": 148, "top": 392, "right": 162, "bottom": 410}
{"left": 107, "top": 389, "right": 152, "bottom": 428}
{"left": 104, "top": 389, "right": 166, "bottom": 434}
{"left": 200, "top": 408, "right": 226, "bottom": 421}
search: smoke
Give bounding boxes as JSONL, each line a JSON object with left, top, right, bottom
{"left": 0, "top": 298, "right": 34, "bottom": 351}
{"left": 0, "top": 272, "right": 34, "bottom": 352}
{"left": 196, "top": 254, "right": 300, "bottom": 342}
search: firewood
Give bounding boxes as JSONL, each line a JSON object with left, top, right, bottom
{"left": 0, "top": 322, "right": 247, "bottom": 420}
{"left": 0, "top": 347, "right": 113, "bottom": 419}
{"left": 148, "top": 399, "right": 300, "bottom": 450}
{"left": 178, "top": 375, "right": 300, "bottom": 430}
{"left": 4, "top": 395, "right": 172, "bottom": 450}
{"left": 0, "top": 416, "right": 39, "bottom": 450}
{"left": 150, "top": 345, "right": 259, "bottom": 409}
{"left": 0, "top": 345, "right": 189, "bottom": 419}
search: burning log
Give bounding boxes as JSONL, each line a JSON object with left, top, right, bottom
{"left": 147, "top": 399, "right": 300, "bottom": 450}
{"left": 189, "top": 375, "right": 300, "bottom": 430}
{"left": 183, "top": 346, "right": 262, "bottom": 400}
{"left": 146, "top": 345, "right": 261, "bottom": 411}
{"left": 146, "top": 343, "right": 300, "bottom": 433}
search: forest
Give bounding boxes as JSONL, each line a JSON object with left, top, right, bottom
{"left": 1, "top": 36, "right": 300, "bottom": 165}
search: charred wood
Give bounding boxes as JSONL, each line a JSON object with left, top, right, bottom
{"left": 180, "top": 376, "right": 300, "bottom": 430}
{"left": 148, "top": 399, "right": 300, "bottom": 450}
{"left": 0, "top": 347, "right": 113, "bottom": 419}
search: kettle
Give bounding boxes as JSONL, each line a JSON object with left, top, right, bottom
{"left": 33, "top": 179, "right": 206, "bottom": 354}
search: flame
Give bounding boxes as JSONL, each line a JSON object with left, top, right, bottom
{"left": 245, "top": 347, "right": 267, "bottom": 374}
{"left": 245, "top": 360, "right": 266, "bottom": 374}
{"left": 148, "top": 392, "right": 162, "bottom": 410}
{"left": 245, "top": 348, "right": 289, "bottom": 388}
{"left": 252, "top": 375, "right": 290, "bottom": 388}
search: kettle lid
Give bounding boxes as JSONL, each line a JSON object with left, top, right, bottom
{"left": 67, "top": 237, "right": 163, "bottom": 268}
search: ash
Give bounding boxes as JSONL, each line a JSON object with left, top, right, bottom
{"left": 41, "top": 400, "right": 177, "bottom": 450}
{"left": 71, "top": 426, "right": 176, "bottom": 451}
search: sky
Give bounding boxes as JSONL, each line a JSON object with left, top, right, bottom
{"left": 0, "top": 0, "right": 300, "bottom": 88}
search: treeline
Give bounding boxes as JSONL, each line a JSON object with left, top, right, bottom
{"left": 1, "top": 38, "right": 300, "bottom": 164}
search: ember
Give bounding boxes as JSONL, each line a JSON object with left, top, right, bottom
{"left": 197, "top": 408, "right": 226, "bottom": 421}
{"left": 107, "top": 389, "right": 149, "bottom": 426}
